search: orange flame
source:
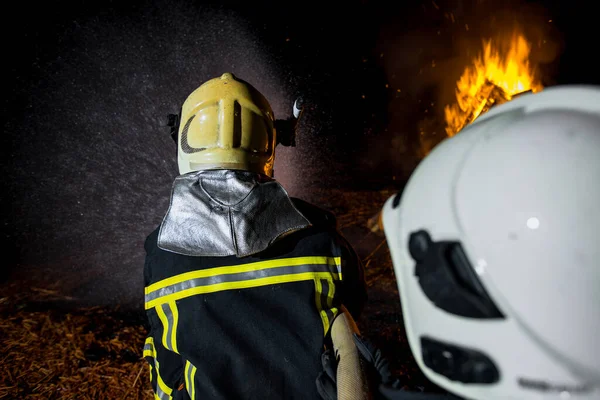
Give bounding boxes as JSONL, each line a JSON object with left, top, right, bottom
{"left": 444, "top": 32, "right": 543, "bottom": 136}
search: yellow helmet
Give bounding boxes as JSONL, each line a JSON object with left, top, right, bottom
{"left": 174, "top": 72, "right": 277, "bottom": 176}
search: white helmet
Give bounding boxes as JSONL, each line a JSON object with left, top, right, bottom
{"left": 381, "top": 85, "right": 600, "bottom": 400}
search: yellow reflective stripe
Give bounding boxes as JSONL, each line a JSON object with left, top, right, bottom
{"left": 326, "top": 278, "right": 334, "bottom": 308}
{"left": 146, "top": 271, "right": 338, "bottom": 309}
{"left": 185, "top": 360, "right": 197, "bottom": 399}
{"left": 145, "top": 337, "right": 154, "bottom": 383}
{"left": 155, "top": 301, "right": 180, "bottom": 354}
{"left": 314, "top": 279, "right": 329, "bottom": 335}
{"left": 156, "top": 305, "right": 171, "bottom": 353}
{"left": 146, "top": 256, "right": 341, "bottom": 295}
{"left": 156, "top": 366, "right": 173, "bottom": 397}
{"left": 314, "top": 278, "right": 339, "bottom": 336}
{"left": 190, "top": 363, "right": 197, "bottom": 399}
{"left": 144, "top": 335, "right": 173, "bottom": 398}
{"left": 169, "top": 301, "right": 179, "bottom": 353}
{"left": 326, "top": 278, "right": 339, "bottom": 330}
{"left": 184, "top": 362, "right": 190, "bottom": 395}
{"left": 144, "top": 336, "right": 154, "bottom": 358}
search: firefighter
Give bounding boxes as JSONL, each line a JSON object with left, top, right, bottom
{"left": 142, "top": 72, "right": 367, "bottom": 400}
{"left": 318, "top": 85, "right": 600, "bottom": 399}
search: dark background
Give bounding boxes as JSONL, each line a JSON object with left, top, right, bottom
{"left": 2, "top": 0, "right": 597, "bottom": 308}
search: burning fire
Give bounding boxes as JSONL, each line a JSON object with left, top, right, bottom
{"left": 444, "top": 32, "right": 543, "bottom": 136}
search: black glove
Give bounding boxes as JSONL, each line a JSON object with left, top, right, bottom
{"left": 352, "top": 333, "right": 394, "bottom": 386}
{"left": 316, "top": 348, "right": 338, "bottom": 400}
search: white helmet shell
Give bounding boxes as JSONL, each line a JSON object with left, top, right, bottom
{"left": 382, "top": 85, "right": 600, "bottom": 400}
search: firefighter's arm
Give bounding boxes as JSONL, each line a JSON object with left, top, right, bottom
{"left": 315, "top": 233, "right": 369, "bottom": 399}
{"left": 338, "top": 234, "right": 368, "bottom": 319}
{"left": 143, "top": 232, "right": 189, "bottom": 400}
{"left": 144, "top": 310, "right": 189, "bottom": 400}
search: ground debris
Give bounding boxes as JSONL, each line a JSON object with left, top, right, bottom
{"left": 0, "top": 286, "right": 153, "bottom": 399}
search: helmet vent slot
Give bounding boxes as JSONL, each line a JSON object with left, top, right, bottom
{"left": 409, "top": 230, "right": 504, "bottom": 319}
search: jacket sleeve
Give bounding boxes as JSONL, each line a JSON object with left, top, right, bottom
{"left": 337, "top": 233, "right": 368, "bottom": 320}
{"left": 143, "top": 233, "right": 189, "bottom": 400}
{"left": 143, "top": 322, "right": 188, "bottom": 399}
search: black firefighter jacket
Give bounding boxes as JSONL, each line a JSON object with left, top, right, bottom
{"left": 143, "top": 172, "right": 367, "bottom": 400}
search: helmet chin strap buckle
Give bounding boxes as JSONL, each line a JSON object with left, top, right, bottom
{"left": 275, "top": 96, "right": 306, "bottom": 147}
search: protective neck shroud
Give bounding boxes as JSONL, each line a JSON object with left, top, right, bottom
{"left": 158, "top": 169, "right": 310, "bottom": 257}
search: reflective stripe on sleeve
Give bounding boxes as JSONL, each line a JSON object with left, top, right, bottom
{"left": 314, "top": 278, "right": 339, "bottom": 335}
{"left": 156, "top": 301, "right": 180, "bottom": 354}
{"left": 144, "top": 337, "right": 173, "bottom": 399}
{"left": 184, "top": 360, "right": 197, "bottom": 399}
